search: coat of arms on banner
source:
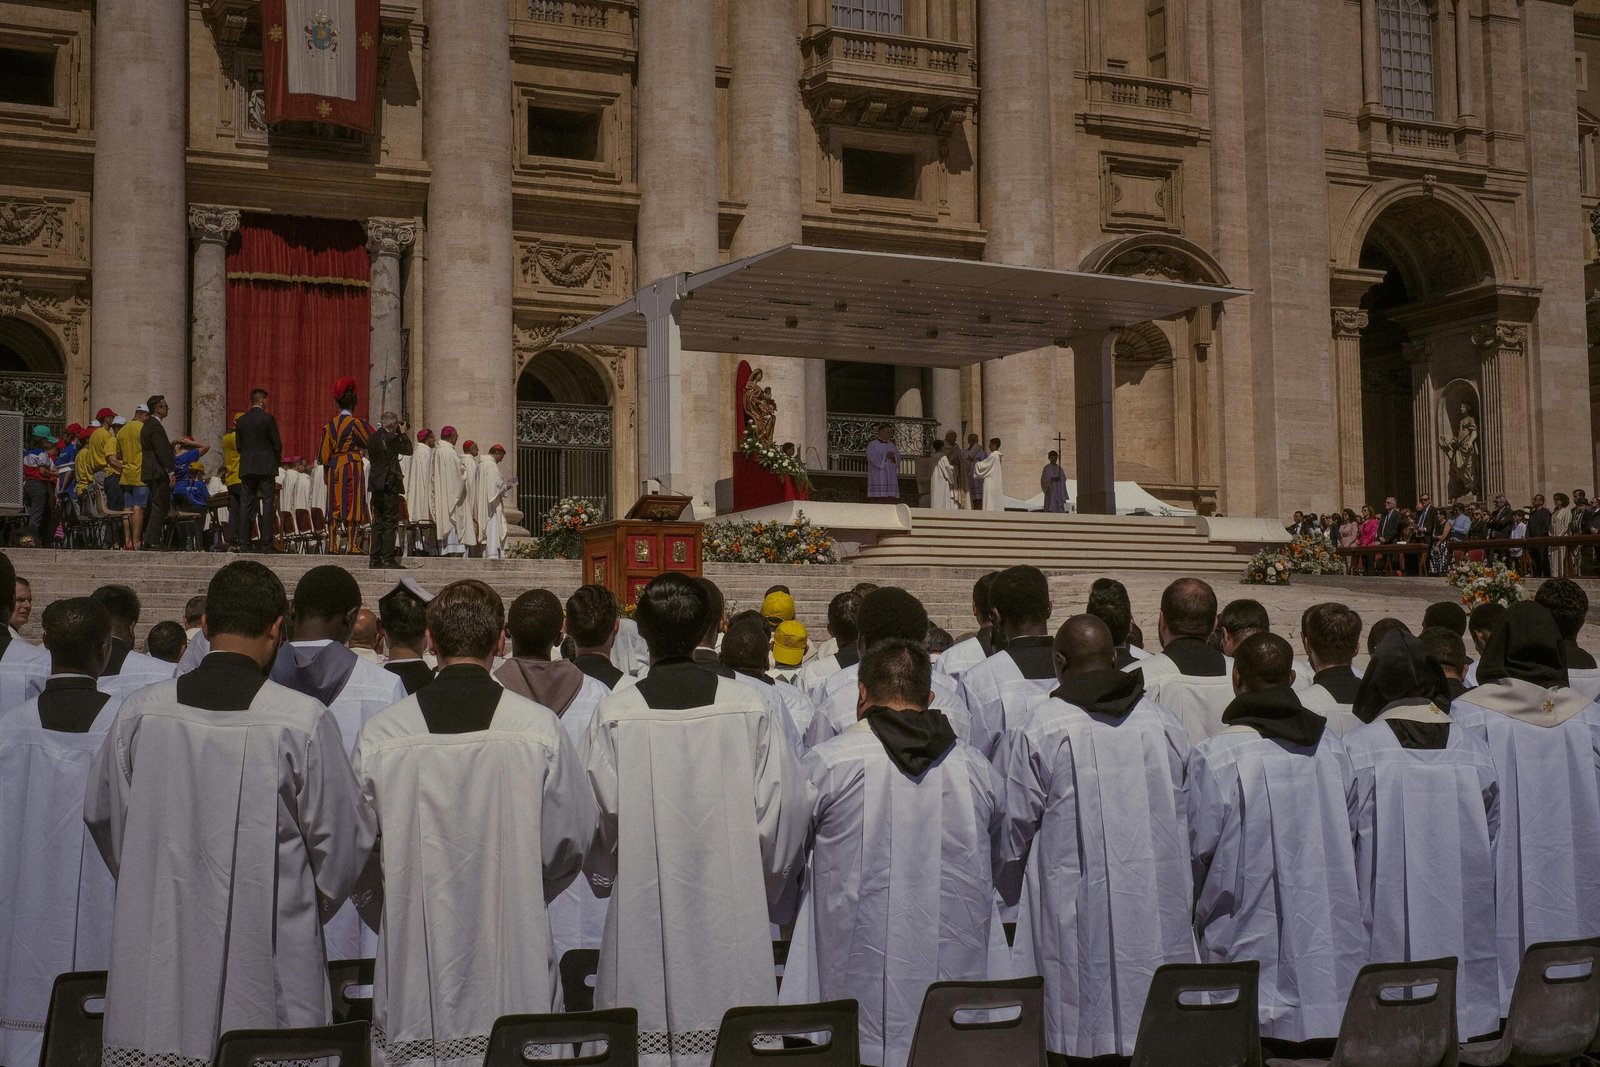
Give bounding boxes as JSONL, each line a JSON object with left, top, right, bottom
{"left": 305, "top": 11, "right": 339, "bottom": 53}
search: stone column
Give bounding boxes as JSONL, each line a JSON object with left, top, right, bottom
{"left": 92, "top": 0, "right": 188, "bottom": 430}
{"left": 188, "top": 206, "right": 240, "bottom": 452}
{"left": 1242, "top": 0, "right": 1335, "bottom": 514}
{"left": 637, "top": 0, "right": 720, "bottom": 509}
{"left": 1331, "top": 308, "right": 1368, "bottom": 508}
{"left": 366, "top": 219, "right": 415, "bottom": 419}
{"left": 929, "top": 368, "right": 962, "bottom": 438}
{"left": 978, "top": 0, "right": 1057, "bottom": 467}
{"left": 1360, "top": 0, "right": 1383, "bottom": 113}
{"left": 1404, "top": 339, "right": 1437, "bottom": 500}
{"left": 1454, "top": 0, "right": 1476, "bottom": 125}
{"left": 421, "top": 0, "right": 514, "bottom": 456}
{"left": 1473, "top": 322, "right": 1530, "bottom": 502}
{"left": 1522, "top": 0, "right": 1592, "bottom": 494}
{"left": 730, "top": 0, "right": 814, "bottom": 458}
{"left": 1074, "top": 331, "right": 1120, "bottom": 515}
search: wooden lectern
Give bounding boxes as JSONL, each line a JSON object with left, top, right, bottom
{"left": 579, "top": 494, "right": 701, "bottom": 608}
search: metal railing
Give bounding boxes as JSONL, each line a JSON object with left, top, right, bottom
{"left": 826, "top": 413, "right": 939, "bottom": 475}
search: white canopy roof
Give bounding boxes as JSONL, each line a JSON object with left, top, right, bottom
{"left": 555, "top": 244, "right": 1245, "bottom": 367}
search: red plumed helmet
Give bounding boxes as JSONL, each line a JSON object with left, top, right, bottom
{"left": 332, "top": 375, "right": 358, "bottom": 401}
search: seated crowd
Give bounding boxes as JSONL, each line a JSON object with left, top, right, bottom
{"left": 0, "top": 555, "right": 1595, "bottom": 1067}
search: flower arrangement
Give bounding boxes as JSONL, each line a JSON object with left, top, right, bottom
{"left": 703, "top": 510, "right": 840, "bottom": 565}
{"left": 518, "top": 496, "right": 600, "bottom": 560}
{"left": 1243, "top": 547, "right": 1292, "bottom": 585}
{"left": 1283, "top": 533, "right": 1348, "bottom": 575}
{"left": 1446, "top": 558, "right": 1527, "bottom": 608}
{"left": 740, "top": 425, "right": 811, "bottom": 489}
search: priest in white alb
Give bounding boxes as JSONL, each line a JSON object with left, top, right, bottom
{"left": 1188, "top": 633, "right": 1363, "bottom": 1045}
{"left": 957, "top": 565, "right": 1058, "bottom": 759}
{"left": 494, "top": 588, "right": 615, "bottom": 967}
{"left": 1449, "top": 601, "right": 1600, "bottom": 1012}
{"left": 931, "top": 443, "right": 957, "bottom": 511}
{"left": 584, "top": 573, "right": 809, "bottom": 1066}
{"left": 0, "top": 598, "right": 120, "bottom": 1066}
{"left": 0, "top": 552, "right": 51, "bottom": 709}
{"left": 1344, "top": 630, "right": 1501, "bottom": 1040}
{"left": 85, "top": 560, "right": 376, "bottom": 1067}
{"left": 974, "top": 437, "right": 1004, "bottom": 512}
{"left": 354, "top": 580, "right": 595, "bottom": 1065}
{"left": 269, "top": 564, "right": 405, "bottom": 960}
{"left": 88, "top": 584, "right": 177, "bottom": 700}
{"left": 997, "top": 615, "right": 1196, "bottom": 1060}
{"left": 474, "top": 443, "right": 511, "bottom": 559}
{"left": 781, "top": 637, "right": 1001, "bottom": 1067}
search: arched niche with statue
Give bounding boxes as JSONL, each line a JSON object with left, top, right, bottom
{"left": 1435, "top": 378, "right": 1482, "bottom": 504}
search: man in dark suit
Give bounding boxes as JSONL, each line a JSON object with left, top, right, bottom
{"left": 1527, "top": 493, "right": 1552, "bottom": 576}
{"left": 139, "top": 395, "right": 175, "bottom": 550}
{"left": 367, "top": 410, "right": 412, "bottom": 568}
{"left": 1486, "top": 494, "right": 1514, "bottom": 561}
{"left": 1372, "top": 495, "right": 1399, "bottom": 573}
{"left": 1410, "top": 493, "right": 1437, "bottom": 576}
{"left": 234, "top": 388, "right": 282, "bottom": 552}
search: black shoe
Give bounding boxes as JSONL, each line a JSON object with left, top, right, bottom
{"left": 380, "top": 559, "right": 406, "bottom": 569}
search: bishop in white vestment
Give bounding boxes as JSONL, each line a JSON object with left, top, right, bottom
{"left": 430, "top": 430, "right": 468, "bottom": 554}
{"left": 85, "top": 561, "right": 376, "bottom": 1067}
{"left": 1344, "top": 630, "right": 1501, "bottom": 1039}
{"left": 0, "top": 598, "right": 120, "bottom": 1066}
{"left": 974, "top": 440, "right": 1004, "bottom": 512}
{"left": 584, "top": 574, "right": 809, "bottom": 1067}
{"left": 1449, "top": 601, "right": 1600, "bottom": 1011}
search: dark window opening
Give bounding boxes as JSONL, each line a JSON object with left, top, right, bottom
{"left": 528, "top": 107, "right": 602, "bottom": 162}
{"left": 0, "top": 48, "right": 55, "bottom": 108}
{"left": 841, "top": 147, "right": 919, "bottom": 199}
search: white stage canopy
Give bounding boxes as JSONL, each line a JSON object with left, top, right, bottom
{"left": 555, "top": 244, "right": 1247, "bottom": 513}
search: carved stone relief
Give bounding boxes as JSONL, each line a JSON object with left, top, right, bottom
{"left": 0, "top": 277, "right": 89, "bottom": 355}
{"left": 0, "top": 202, "right": 64, "bottom": 249}
{"left": 517, "top": 239, "right": 631, "bottom": 295}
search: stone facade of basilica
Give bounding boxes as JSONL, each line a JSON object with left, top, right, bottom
{"left": 1, "top": 0, "right": 1598, "bottom": 519}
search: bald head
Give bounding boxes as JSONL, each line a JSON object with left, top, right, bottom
{"left": 349, "top": 607, "right": 382, "bottom": 651}
{"left": 1159, "top": 577, "right": 1218, "bottom": 643}
{"left": 1232, "top": 631, "right": 1296, "bottom": 694}
{"left": 1054, "top": 614, "right": 1115, "bottom": 679}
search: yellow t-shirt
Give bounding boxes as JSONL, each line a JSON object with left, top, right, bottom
{"left": 222, "top": 430, "right": 241, "bottom": 486}
{"left": 117, "top": 420, "right": 144, "bottom": 487}
{"left": 74, "top": 446, "right": 93, "bottom": 492}
{"left": 85, "top": 426, "right": 118, "bottom": 473}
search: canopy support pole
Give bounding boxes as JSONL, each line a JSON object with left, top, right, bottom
{"left": 1074, "top": 329, "right": 1122, "bottom": 516}
{"left": 639, "top": 274, "right": 691, "bottom": 498}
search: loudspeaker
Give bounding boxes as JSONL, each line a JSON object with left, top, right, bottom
{"left": 0, "top": 412, "right": 24, "bottom": 513}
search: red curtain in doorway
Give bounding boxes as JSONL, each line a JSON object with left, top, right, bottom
{"left": 226, "top": 214, "right": 370, "bottom": 461}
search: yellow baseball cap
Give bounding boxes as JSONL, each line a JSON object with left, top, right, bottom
{"left": 773, "top": 620, "right": 808, "bottom": 666}
{"left": 762, "top": 590, "right": 796, "bottom": 622}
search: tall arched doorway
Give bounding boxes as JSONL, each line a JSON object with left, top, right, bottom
{"left": 516, "top": 348, "right": 614, "bottom": 520}
{"left": 0, "top": 317, "right": 66, "bottom": 431}
{"left": 1344, "top": 194, "right": 1500, "bottom": 506}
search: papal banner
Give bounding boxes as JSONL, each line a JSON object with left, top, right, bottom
{"left": 262, "top": 0, "right": 379, "bottom": 134}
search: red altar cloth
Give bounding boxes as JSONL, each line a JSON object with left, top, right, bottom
{"left": 732, "top": 453, "right": 810, "bottom": 510}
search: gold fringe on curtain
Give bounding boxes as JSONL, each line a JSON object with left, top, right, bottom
{"left": 225, "top": 271, "right": 371, "bottom": 289}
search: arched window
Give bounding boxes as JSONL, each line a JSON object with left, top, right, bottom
{"left": 1379, "top": 0, "right": 1435, "bottom": 120}
{"left": 832, "top": 0, "right": 902, "bottom": 34}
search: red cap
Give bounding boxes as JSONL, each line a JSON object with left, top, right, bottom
{"left": 462, "top": 439, "right": 477, "bottom": 450}
{"left": 490, "top": 443, "right": 506, "bottom": 454}
{"left": 95, "top": 407, "right": 115, "bottom": 422}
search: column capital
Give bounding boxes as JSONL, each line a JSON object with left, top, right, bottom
{"left": 187, "top": 205, "right": 241, "bottom": 245}
{"left": 1331, "top": 307, "right": 1369, "bottom": 338}
{"left": 1401, "top": 338, "right": 1432, "bottom": 365}
{"left": 1471, "top": 322, "right": 1526, "bottom": 353}
{"left": 366, "top": 217, "right": 417, "bottom": 257}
